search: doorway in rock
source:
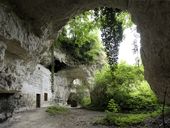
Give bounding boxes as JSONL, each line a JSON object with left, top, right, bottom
{"left": 36, "top": 94, "right": 41, "bottom": 108}
{"left": 67, "top": 92, "right": 78, "bottom": 107}
{"left": 0, "top": 92, "right": 15, "bottom": 123}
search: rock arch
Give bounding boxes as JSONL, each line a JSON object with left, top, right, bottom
{"left": 0, "top": 0, "right": 170, "bottom": 104}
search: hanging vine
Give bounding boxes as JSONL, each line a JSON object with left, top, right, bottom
{"left": 51, "top": 42, "right": 55, "bottom": 93}
{"left": 95, "top": 7, "right": 123, "bottom": 72}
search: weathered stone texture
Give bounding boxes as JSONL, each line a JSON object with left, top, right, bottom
{"left": 53, "top": 64, "right": 100, "bottom": 105}
{"left": 129, "top": 1, "right": 170, "bottom": 102}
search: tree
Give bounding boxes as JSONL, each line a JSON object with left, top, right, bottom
{"left": 56, "top": 11, "right": 103, "bottom": 64}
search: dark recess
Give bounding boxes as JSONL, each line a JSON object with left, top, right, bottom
{"left": 0, "top": 93, "right": 15, "bottom": 123}
{"left": 47, "top": 59, "right": 68, "bottom": 73}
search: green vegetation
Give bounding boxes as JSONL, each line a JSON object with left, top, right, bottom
{"left": 96, "top": 110, "right": 161, "bottom": 126}
{"left": 67, "top": 86, "right": 91, "bottom": 107}
{"left": 56, "top": 11, "right": 103, "bottom": 64}
{"left": 96, "top": 107, "right": 170, "bottom": 127}
{"left": 55, "top": 8, "right": 129, "bottom": 65}
{"left": 90, "top": 62, "right": 159, "bottom": 112}
{"left": 46, "top": 106, "right": 69, "bottom": 115}
{"left": 107, "top": 99, "right": 119, "bottom": 113}
{"left": 76, "top": 86, "right": 91, "bottom": 107}
{"left": 80, "top": 97, "right": 91, "bottom": 107}
{"left": 90, "top": 62, "right": 164, "bottom": 127}
{"left": 116, "top": 11, "right": 133, "bottom": 30}
{"left": 96, "top": 8, "right": 123, "bottom": 66}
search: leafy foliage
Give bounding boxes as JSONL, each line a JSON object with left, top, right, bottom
{"left": 56, "top": 11, "right": 103, "bottom": 64}
{"left": 56, "top": 8, "right": 127, "bottom": 66}
{"left": 80, "top": 97, "right": 91, "bottom": 107}
{"left": 96, "top": 110, "right": 161, "bottom": 126}
{"left": 95, "top": 7, "right": 123, "bottom": 71}
{"left": 107, "top": 99, "right": 119, "bottom": 112}
{"left": 90, "top": 62, "right": 159, "bottom": 112}
{"left": 76, "top": 85, "right": 91, "bottom": 107}
{"left": 46, "top": 106, "right": 69, "bottom": 115}
{"left": 116, "top": 11, "right": 133, "bottom": 30}
{"left": 90, "top": 65, "right": 112, "bottom": 110}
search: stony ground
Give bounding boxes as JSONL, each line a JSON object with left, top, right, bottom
{"left": 0, "top": 108, "right": 111, "bottom": 128}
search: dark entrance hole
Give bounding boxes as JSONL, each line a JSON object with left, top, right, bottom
{"left": 47, "top": 59, "right": 68, "bottom": 73}
{"left": 0, "top": 92, "right": 15, "bottom": 123}
{"left": 67, "top": 92, "right": 78, "bottom": 107}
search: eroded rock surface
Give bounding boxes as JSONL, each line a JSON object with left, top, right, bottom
{"left": 128, "top": 1, "right": 170, "bottom": 102}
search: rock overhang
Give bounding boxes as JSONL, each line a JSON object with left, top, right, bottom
{"left": 0, "top": 0, "right": 170, "bottom": 104}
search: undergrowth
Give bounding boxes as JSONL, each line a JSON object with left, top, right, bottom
{"left": 95, "top": 111, "right": 160, "bottom": 127}
{"left": 46, "top": 106, "right": 69, "bottom": 115}
{"left": 95, "top": 107, "right": 170, "bottom": 127}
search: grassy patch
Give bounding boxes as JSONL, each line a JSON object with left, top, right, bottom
{"left": 95, "top": 110, "right": 161, "bottom": 127}
{"left": 46, "top": 106, "right": 69, "bottom": 115}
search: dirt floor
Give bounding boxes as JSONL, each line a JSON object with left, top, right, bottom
{"left": 0, "top": 108, "right": 111, "bottom": 128}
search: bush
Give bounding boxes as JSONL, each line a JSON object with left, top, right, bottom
{"left": 46, "top": 106, "right": 69, "bottom": 115}
{"left": 90, "top": 62, "right": 159, "bottom": 112}
{"left": 90, "top": 85, "right": 109, "bottom": 110}
{"left": 80, "top": 97, "right": 91, "bottom": 107}
{"left": 96, "top": 110, "right": 161, "bottom": 126}
{"left": 107, "top": 99, "right": 119, "bottom": 112}
{"left": 90, "top": 65, "right": 112, "bottom": 110}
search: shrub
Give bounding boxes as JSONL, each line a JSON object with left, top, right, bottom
{"left": 90, "top": 62, "right": 159, "bottom": 112}
{"left": 46, "top": 106, "right": 69, "bottom": 115}
{"left": 80, "top": 97, "right": 91, "bottom": 107}
{"left": 90, "top": 65, "right": 112, "bottom": 110}
{"left": 96, "top": 110, "right": 161, "bottom": 126}
{"left": 107, "top": 99, "right": 119, "bottom": 112}
{"left": 90, "top": 84, "right": 108, "bottom": 110}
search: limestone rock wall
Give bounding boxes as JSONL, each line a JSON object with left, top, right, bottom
{"left": 128, "top": 1, "right": 170, "bottom": 102}
{"left": 0, "top": 1, "right": 53, "bottom": 93}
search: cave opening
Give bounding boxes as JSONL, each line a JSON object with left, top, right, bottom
{"left": 67, "top": 92, "right": 78, "bottom": 107}
{"left": 46, "top": 59, "right": 68, "bottom": 73}
{"left": 0, "top": 92, "right": 15, "bottom": 123}
{"left": 0, "top": 93, "right": 15, "bottom": 99}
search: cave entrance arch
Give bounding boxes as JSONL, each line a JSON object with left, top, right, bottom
{"left": 0, "top": 1, "right": 170, "bottom": 116}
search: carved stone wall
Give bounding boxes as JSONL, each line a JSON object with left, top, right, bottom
{"left": 21, "top": 64, "right": 53, "bottom": 110}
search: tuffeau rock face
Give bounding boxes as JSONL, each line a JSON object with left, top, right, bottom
{"left": 0, "top": 0, "right": 170, "bottom": 106}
